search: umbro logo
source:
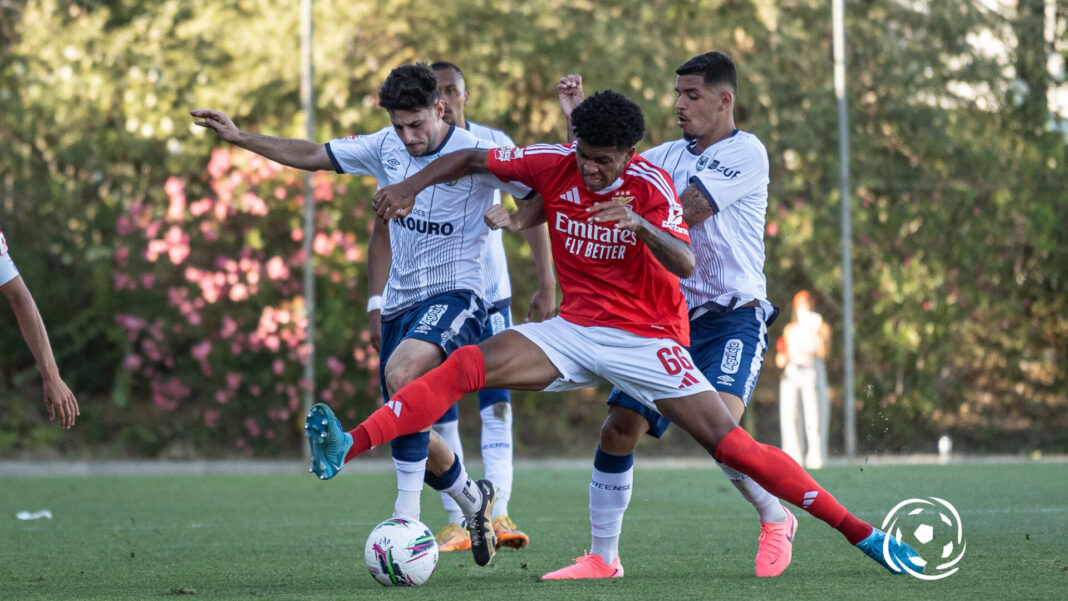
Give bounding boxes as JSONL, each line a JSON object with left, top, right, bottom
{"left": 385, "top": 158, "right": 401, "bottom": 169}
{"left": 385, "top": 399, "right": 402, "bottom": 417}
{"left": 559, "top": 187, "right": 581, "bottom": 204}
{"left": 678, "top": 372, "right": 700, "bottom": 389}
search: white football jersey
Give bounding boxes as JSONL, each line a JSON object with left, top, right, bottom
{"left": 466, "top": 121, "right": 515, "bottom": 308}
{"left": 0, "top": 232, "right": 18, "bottom": 286}
{"left": 641, "top": 130, "right": 770, "bottom": 311}
{"left": 327, "top": 126, "right": 529, "bottom": 316}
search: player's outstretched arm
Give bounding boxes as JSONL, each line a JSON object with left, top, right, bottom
{"left": 189, "top": 109, "right": 333, "bottom": 172}
{"left": 1, "top": 276, "right": 79, "bottom": 429}
{"left": 588, "top": 201, "right": 695, "bottom": 278}
{"left": 373, "top": 149, "right": 491, "bottom": 220}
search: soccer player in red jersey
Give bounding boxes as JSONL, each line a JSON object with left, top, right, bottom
{"left": 307, "top": 90, "right": 924, "bottom": 578}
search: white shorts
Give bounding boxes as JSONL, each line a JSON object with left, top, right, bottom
{"left": 510, "top": 316, "right": 714, "bottom": 414}
{"left": 0, "top": 233, "right": 18, "bottom": 286}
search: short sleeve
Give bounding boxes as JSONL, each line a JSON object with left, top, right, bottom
{"left": 0, "top": 233, "right": 19, "bottom": 286}
{"left": 689, "top": 140, "right": 768, "bottom": 213}
{"left": 325, "top": 131, "right": 390, "bottom": 180}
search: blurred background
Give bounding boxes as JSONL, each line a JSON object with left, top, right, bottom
{"left": 0, "top": 0, "right": 1064, "bottom": 460}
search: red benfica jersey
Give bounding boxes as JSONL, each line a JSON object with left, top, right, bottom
{"left": 488, "top": 143, "right": 691, "bottom": 345}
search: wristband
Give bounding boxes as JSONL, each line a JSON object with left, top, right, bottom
{"left": 366, "top": 295, "right": 382, "bottom": 313}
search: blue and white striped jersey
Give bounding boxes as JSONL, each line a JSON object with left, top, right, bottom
{"left": 641, "top": 130, "right": 770, "bottom": 311}
{"left": 326, "top": 126, "right": 529, "bottom": 317}
{"left": 466, "top": 121, "right": 515, "bottom": 308}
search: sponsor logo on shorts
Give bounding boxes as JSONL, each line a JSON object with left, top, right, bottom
{"left": 413, "top": 304, "right": 448, "bottom": 335}
{"left": 489, "top": 312, "right": 507, "bottom": 334}
{"left": 721, "top": 339, "right": 743, "bottom": 374}
{"left": 678, "top": 371, "right": 701, "bottom": 389}
{"left": 717, "top": 375, "right": 735, "bottom": 387}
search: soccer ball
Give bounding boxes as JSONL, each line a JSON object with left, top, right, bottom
{"left": 364, "top": 518, "right": 439, "bottom": 587}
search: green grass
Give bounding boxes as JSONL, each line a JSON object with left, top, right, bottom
{"left": 1, "top": 462, "right": 1066, "bottom": 600}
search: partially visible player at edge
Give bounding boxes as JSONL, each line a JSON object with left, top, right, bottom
{"left": 364, "top": 60, "right": 556, "bottom": 554}
{"left": 305, "top": 90, "right": 925, "bottom": 578}
{"left": 543, "top": 52, "right": 794, "bottom": 580}
{"left": 192, "top": 63, "right": 534, "bottom": 568}
{"left": 0, "top": 230, "right": 79, "bottom": 429}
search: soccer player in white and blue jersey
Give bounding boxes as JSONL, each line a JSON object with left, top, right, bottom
{"left": 191, "top": 63, "right": 532, "bottom": 567}
{"left": 423, "top": 61, "right": 557, "bottom": 553}
{"left": 547, "top": 53, "right": 796, "bottom": 579}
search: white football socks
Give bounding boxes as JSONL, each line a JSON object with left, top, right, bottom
{"left": 432, "top": 420, "right": 466, "bottom": 525}
{"left": 716, "top": 460, "right": 787, "bottom": 523}
{"left": 392, "top": 458, "right": 426, "bottom": 521}
{"left": 480, "top": 404, "right": 513, "bottom": 517}
{"left": 589, "top": 465, "right": 633, "bottom": 564}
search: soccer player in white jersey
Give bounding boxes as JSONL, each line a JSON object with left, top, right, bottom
{"left": 544, "top": 52, "right": 795, "bottom": 579}
{"left": 308, "top": 89, "right": 924, "bottom": 581}
{"left": 191, "top": 63, "right": 533, "bottom": 567}
{"left": 0, "top": 230, "right": 79, "bottom": 429}
{"left": 365, "top": 61, "right": 557, "bottom": 553}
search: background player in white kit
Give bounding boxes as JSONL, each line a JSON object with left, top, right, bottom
{"left": 364, "top": 61, "right": 557, "bottom": 553}
{"left": 191, "top": 63, "right": 533, "bottom": 567}
{"left": 0, "top": 230, "right": 79, "bottom": 430}
{"left": 548, "top": 52, "right": 796, "bottom": 579}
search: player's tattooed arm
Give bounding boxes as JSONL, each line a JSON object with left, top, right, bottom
{"left": 588, "top": 201, "right": 695, "bottom": 278}
{"left": 680, "top": 182, "right": 717, "bottom": 226}
{"left": 374, "top": 149, "right": 491, "bottom": 220}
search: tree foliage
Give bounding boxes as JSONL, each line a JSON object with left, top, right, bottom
{"left": 0, "top": 0, "right": 1064, "bottom": 456}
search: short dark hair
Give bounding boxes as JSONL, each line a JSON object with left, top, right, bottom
{"left": 430, "top": 61, "right": 464, "bottom": 80}
{"left": 378, "top": 63, "right": 440, "bottom": 112}
{"left": 676, "top": 51, "right": 737, "bottom": 93}
{"left": 571, "top": 90, "right": 646, "bottom": 149}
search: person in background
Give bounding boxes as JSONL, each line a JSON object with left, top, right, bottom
{"left": 777, "top": 290, "right": 832, "bottom": 469}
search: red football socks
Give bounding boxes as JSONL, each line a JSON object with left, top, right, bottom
{"left": 345, "top": 345, "right": 487, "bottom": 461}
{"left": 715, "top": 427, "right": 874, "bottom": 545}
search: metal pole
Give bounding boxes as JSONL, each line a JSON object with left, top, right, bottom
{"left": 301, "top": 0, "right": 316, "bottom": 461}
{"left": 833, "top": 0, "right": 856, "bottom": 458}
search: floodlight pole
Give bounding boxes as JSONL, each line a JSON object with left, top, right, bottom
{"left": 832, "top": 0, "right": 856, "bottom": 458}
{"left": 300, "top": 0, "right": 316, "bottom": 462}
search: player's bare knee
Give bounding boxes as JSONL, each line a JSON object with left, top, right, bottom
{"left": 599, "top": 410, "right": 644, "bottom": 455}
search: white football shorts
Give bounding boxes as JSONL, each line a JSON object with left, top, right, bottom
{"left": 509, "top": 316, "right": 714, "bottom": 414}
{"left": 0, "top": 233, "right": 18, "bottom": 286}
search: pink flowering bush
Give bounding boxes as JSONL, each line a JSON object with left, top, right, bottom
{"left": 113, "top": 148, "right": 381, "bottom": 455}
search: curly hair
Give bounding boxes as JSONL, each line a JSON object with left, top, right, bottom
{"left": 378, "top": 63, "right": 440, "bottom": 112}
{"left": 571, "top": 90, "right": 645, "bottom": 149}
{"left": 676, "top": 51, "right": 737, "bottom": 93}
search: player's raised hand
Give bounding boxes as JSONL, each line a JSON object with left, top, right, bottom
{"left": 483, "top": 205, "right": 516, "bottom": 232}
{"left": 587, "top": 200, "right": 643, "bottom": 231}
{"left": 43, "top": 375, "right": 79, "bottom": 430}
{"left": 190, "top": 109, "right": 242, "bottom": 143}
{"left": 557, "top": 74, "right": 585, "bottom": 120}
{"left": 373, "top": 182, "right": 417, "bottom": 220}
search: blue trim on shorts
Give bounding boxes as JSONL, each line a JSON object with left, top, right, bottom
{"left": 379, "top": 290, "right": 487, "bottom": 402}
{"left": 477, "top": 305, "right": 512, "bottom": 410}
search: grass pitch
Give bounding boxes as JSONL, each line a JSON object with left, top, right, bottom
{"left": 1, "top": 461, "right": 1065, "bottom": 600}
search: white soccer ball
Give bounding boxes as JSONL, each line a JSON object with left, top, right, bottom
{"left": 364, "top": 517, "right": 439, "bottom": 587}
